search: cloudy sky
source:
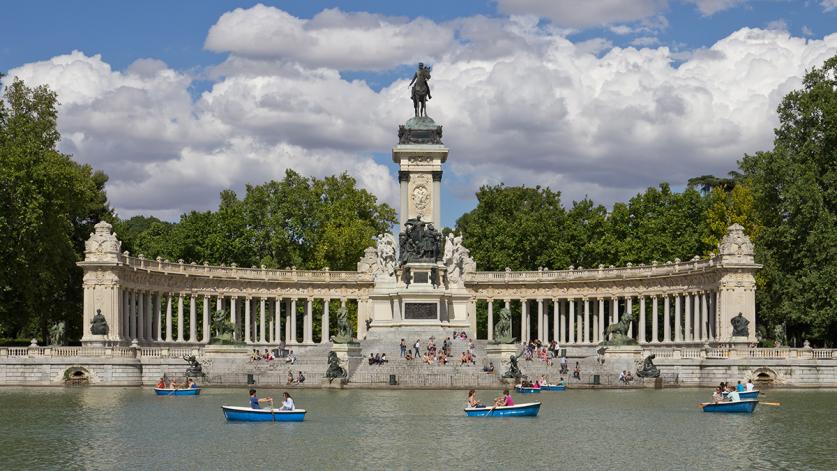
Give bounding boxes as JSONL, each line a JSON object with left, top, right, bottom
{"left": 3, "top": 1, "right": 837, "bottom": 227}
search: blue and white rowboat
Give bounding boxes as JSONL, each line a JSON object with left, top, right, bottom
{"left": 154, "top": 388, "right": 200, "bottom": 396}
{"left": 701, "top": 400, "right": 759, "bottom": 413}
{"left": 514, "top": 385, "right": 541, "bottom": 394}
{"left": 465, "top": 402, "right": 541, "bottom": 417}
{"left": 739, "top": 390, "right": 760, "bottom": 400}
{"left": 541, "top": 384, "right": 566, "bottom": 391}
{"left": 222, "top": 406, "right": 306, "bottom": 422}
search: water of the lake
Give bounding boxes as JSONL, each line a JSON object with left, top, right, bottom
{"left": 1, "top": 387, "right": 835, "bottom": 470}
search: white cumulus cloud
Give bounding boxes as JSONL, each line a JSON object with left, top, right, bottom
{"left": 495, "top": 0, "right": 666, "bottom": 28}
{"left": 204, "top": 5, "right": 455, "bottom": 71}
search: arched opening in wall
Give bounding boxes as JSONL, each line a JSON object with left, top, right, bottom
{"left": 751, "top": 368, "right": 776, "bottom": 388}
{"left": 64, "top": 367, "right": 90, "bottom": 386}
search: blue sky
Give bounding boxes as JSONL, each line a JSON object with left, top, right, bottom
{"left": 3, "top": 1, "right": 837, "bottom": 228}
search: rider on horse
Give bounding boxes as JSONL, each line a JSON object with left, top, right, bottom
{"left": 409, "top": 63, "right": 432, "bottom": 117}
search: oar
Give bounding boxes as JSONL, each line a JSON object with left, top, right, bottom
{"left": 487, "top": 403, "right": 498, "bottom": 416}
{"left": 270, "top": 398, "right": 276, "bottom": 422}
{"left": 760, "top": 401, "right": 781, "bottom": 406}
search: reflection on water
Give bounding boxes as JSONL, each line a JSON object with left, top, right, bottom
{"left": 1, "top": 387, "right": 835, "bottom": 471}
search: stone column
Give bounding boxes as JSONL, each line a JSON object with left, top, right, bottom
{"left": 244, "top": 297, "right": 252, "bottom": 344}
{"left": 487, "top": 300, "right": 494, "bottom": 341}
{"left": 709, "top": 291, "right": 717, "bottom": 341}
{"left": 599, "top": 298, "right": 606, "bottom": 342}
{"left": 189, "top": 294, "right": 197, "bottom": 343}
{"left": 120, "top": 289, "right": 128, "bottom": 339}
{"left": 683, "top": 293, "right": 694, "bottom": 342}
{"left": 674, "top": 294, "right": 682, "bottom": 343}
{"left": 651, "top": 295, "right": 659, "bottom": 343}
{"left": 638, "top": 296, "right": 646, "bottom": 343}
{"left": 568, "top": 299, "right": 575, "bottom": 344}
{"left": 504, "top": 299, "right": 512, "bottom": 336}
{"left": 543, "top": 301, "right": 549, "bottom": 342}
{"left": 552, "top": 299, "right": 559, "bottom": 343}
{"left": 520, "top": 300, "right": 528, "bottom": 342}
{"left": 260, "top": 297, "right": 267, "bottom": 344}
{"left": 304, "top": 298, "right": 313, "bottom": 344}
{"left": 663, "top": 295, "right": 670, "bottom": 343}
{"left": 701, "top": 291, "right": 709, "bottom": 342}
{"left": 583, "top": 298, "right": 590, "bottom": 344}
{"left": 176, "top": 294, "right": 184, "bottom": 342}
{"left": 692, "top": 293, "right": 700, "bottom": 343}
{"left": 559, "top": 300, "right": 566, "bottom": 344}
{"left": 321, "top": 299, "right": 330, "bottom": 344}
{"left": 155, "top": 292, "right": 162, "bottom": 342}
{"left": 537, "top": 299, "right": 544, "bottom": 342}
{"left": 145, "top": 292, "right": 153, "bottom": 342}
{"left": 230, "top": 297, "right": 238, "bottom": 341}
{"left": 202, "top": 295, "right": 210, "bottom": 343}
{"left": 626, "top": 297, "right": 633, "bottom": 338}
{"left": 290, "top": 298, "right": 298, "bottom": 344}
{"left": 136, "top": 291, "right": 145, "bottom": 341}
{"left": 165, "top": 294, "right": 173, "bottom": 343}
{"left": 127, "top": 290, "right": 135, "bottom": 340}
{"left": 285, "top": 298, "right": 292, "bottom": 343}
{"left": 275, "top": 298, "right": 282, "bottom": 344}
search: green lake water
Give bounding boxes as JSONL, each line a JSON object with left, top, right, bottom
{"left": 0, "top": 387, "right": 835, "bottom": 470}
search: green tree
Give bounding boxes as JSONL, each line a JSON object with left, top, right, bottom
{"left": 129, "top": 170, "right": 396, "bottom": 271}
{"left": 455, "top": 184, "right": 568, "bottom": 271}
{"left": 740, "top": 56, "right": 837, "bottom": 345}
{"left": 0, "top": 78, "right": 111, "bottom": 341}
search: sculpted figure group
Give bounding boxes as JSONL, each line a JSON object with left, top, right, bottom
{"left": 399, "top": 217, "right": 442, "bottom": 264}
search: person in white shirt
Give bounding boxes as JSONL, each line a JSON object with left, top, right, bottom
{"left": 280, "top": 392, "right": 295, "bottom": 410}
{"left": 745, "top": 380, "right": 755, "bottom": 392}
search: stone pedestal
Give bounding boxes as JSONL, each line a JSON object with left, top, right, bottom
{"left": 486, "top": 343, "right": 519, "bottom": 361}
{"left": 82, "top": 334, "right": 109, "bottom": 347}
{"left": 330, "top": 343, "right": 363, "bottom": 385}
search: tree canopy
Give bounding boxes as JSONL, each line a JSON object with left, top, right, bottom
{"left": 122, "top": 170, "right": 397, "bottom": 271}
{"left": 0, "top": 78, "right": 111, "bottom": 341}
{"left": 740, "top": 56, "right": 837, "bottom": 344}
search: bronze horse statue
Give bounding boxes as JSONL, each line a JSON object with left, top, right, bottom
{"left": 409, "top": 63, "right": 432, "bottom": 117}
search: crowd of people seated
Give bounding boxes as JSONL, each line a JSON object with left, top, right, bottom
{"left": 521, "top": 339, "right": 560, "bottom": 366}
{"left": 368, "top": 353, "right": 389, "bottom": 365}
{"left": 399, "top": 333, "right": 478, "bottom": 367}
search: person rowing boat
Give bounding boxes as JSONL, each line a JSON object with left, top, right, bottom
{"left": 249, "top": 389, "right": 273, "bottom": 410}
{"left": 494, "top": 388, "right": 514, "bottom": 407}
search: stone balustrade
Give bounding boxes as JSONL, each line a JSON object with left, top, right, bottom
{"left": 0, "top": 345, "right": 204, "bottom": 359}
{"left": 640, "top": 346, "right": 836, "bottom": 360}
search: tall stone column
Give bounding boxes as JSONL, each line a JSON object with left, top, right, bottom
{"left": 674, "top": 295, "right": 682, "bottom": 343}
{"left": 230, "top": 297, "right": 238, "bottom": 341}
{"left": 542, "top": 300, "right": 549, "bottom": 342}
{"left": 202, "top": 295, "right": 210, "bottom": 343}
{"left": 663, "top": 295, "right": 670, "bottom": 343}
{"left": 651, "top": 295, "right": 659, "bottom": 343}
{"left": 176, "top": 294, "right": 184, "bottom": 342}
{"left": 155, "top": 292, "right": 162, "bottom": 342}
{"left": 709, "top": 291, "right": 717, "bottom": 341}
{"left": 145, "top": 292, "right": 153, "bottom": 342}
{"left": 244, "top": 297, "right": 252, "bottom": 344}
{"left": 273, "top": 297, "right": 282, "bottom": 344}
{"left": 260, "top": 297, "right": 267, "bottom": 344}
{"left": 520, "top": 300, "right": 528, "bottom": 343}
{"left": 559, "top": 300, "right": 566, "bottom": 344}
{"left": 552, "top": 299, "right": 559, "bottom": 343}
{"left": 487, "top": 300, "right": 494, "bottom": 341}
{"left": 537, "top": 299, "right": 544, "bottom": 342}
{"left": 683, "top": 293, "right": 694, "bottom": 342}
{"left": 701, "top": 292, "right": 709, "bottom": 342}
{"left": 637, "top": 296, "right": 646, "bottom": 343}
{"left": 290, "top": 298, "right": 298, "bottom": 344}
{"left": 321, "top": 299, "right": 330, "bottom": 344}
{"left": 165, "top": 294, "right": 173, "bottom": 343}
{"left": 583, "top": 298, "right": 590, "bottom": 344}
{"left": 137, "top": 290, "right": 145, "bottom": 341}
{"left": 504, "top": 299, "right": 511, "bottom": 336}
{"left": 568, "top": 299, "right": 575, "bottom": 344}
{"left": 626, "top": 297, "right": 633, "bottom": 338}
{"left": 189, "top": 294, "right": 197, "bottom": 343}
{"left": 304, "top": 298, "right": 313, "bottom": 344}
{"left": 692, "top": 293, "right": 700, "bottom": 342}
{"left": 128, "top": 290, "right": 136, "bottom": 340}
{"left": 599, "top": 298, "right": 606, "bottom": 342}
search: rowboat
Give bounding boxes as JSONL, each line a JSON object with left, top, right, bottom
{"left": 514, "top": 385, "right": 541, "bottom": 394}
{"left": 701, "top": 400, "right": 759, "bottom": 413}
{"left": 465, "top": 402, "right": 541, "bottom": 417}
{"left": 541, "top": 384, "right": 566, "bottom": 391}
{"left": 222, "top": 405, "right": 306, "bottom": 422}
{"left": 154, "top": 387, "right": 200, "bottom": 396}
